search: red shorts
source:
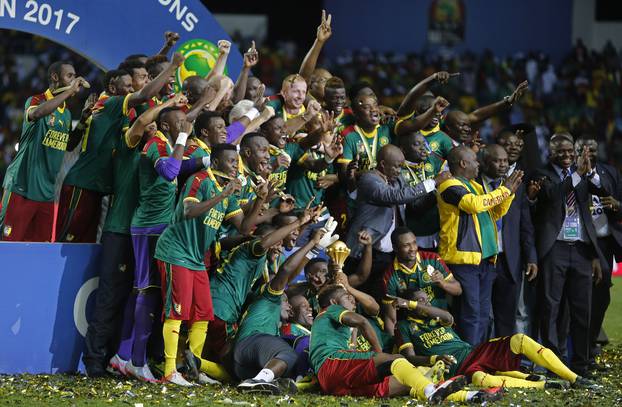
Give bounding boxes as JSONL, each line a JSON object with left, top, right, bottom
{"left": 317, "top": 352, "right": 390, "bottom": 397}
{"left": 203, "top": 316, "right": 237, "bottom": 363}
{"left": 2, "top": 192, "right": 55, "bottom": 242}
{"left": 458, "top": 336, "right": 521, "bottom": 378}
{"left": 158, "top": 260, "right": 214, "bottom": 322}
{"left": 56, "top": 185, "right": 102, "bottom": 243}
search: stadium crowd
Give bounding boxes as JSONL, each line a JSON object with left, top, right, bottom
{"left": 1, "top": 10, "right": 620, "bottom": 403}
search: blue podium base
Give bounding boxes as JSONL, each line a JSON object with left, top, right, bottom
{"left": 0, "top": 242, "right": 101, "bottom": 374}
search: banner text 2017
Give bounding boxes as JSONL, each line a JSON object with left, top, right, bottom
{"left": 0, "top": 0, "right": 80, "bottom": 35}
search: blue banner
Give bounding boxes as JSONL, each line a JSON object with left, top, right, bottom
{"left": 0, "top": 0, "right": 242, "bottom": 77}
{"left": 0, "top": 243, "right": 101, "bottom": 374}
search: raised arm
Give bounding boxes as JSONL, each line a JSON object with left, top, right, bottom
{"left": 284, "top": 99, "right": 321, "bottom": 136}
{"left": 125, "top": 93, "right": 185, "bottom": 148}
{"left": 334, "top": 271, "right": 379, "bottom": 317}
{"left": 467, "top": 81, "right": 528, "bottom": 125}
{"left": 128, "top": 52, "right": 184, "bottom": 108}
{"left": 347, "top": 230, "right": 373, "bottom": 287}
{"left": 206, "top": 40, "right": 230, "bottom": 81}
{"left": 156, "top": 31, "right": 180, "bottom": 57}
{"left": 396, "top": 72, "right": 457, "bottom": 118}
{"left": 363, "top": 175, "right": 432, "bottom": 205}
{"left": 299, "top": 10, "right": 332, "bottom": 81}
{"left": 233, "top": 41, "right": 258, "bottom": 103}
{"left": 270, "top": 229, "right": 326, "bottom": 292}
{"left": 29, "top": 77, "right": 87, "bottom": 122}
{"left": 396, "top": 97, "right": 449, "bottom": 137}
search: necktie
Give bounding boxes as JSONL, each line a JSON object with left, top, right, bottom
{"left": 562, "top": 168, "right": 577, "bottom": 216}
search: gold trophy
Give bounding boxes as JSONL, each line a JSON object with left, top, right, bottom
{"left": 326, "top": 240, "right": 351, "bottom": 272}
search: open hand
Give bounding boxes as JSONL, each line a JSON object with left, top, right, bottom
{"left": 527, "top": 177, "right": 545, "bottom": 200}
{"left": 502, "top": 169, "right": 524, "bottom": 193}
{"left": 509, "top": 80, "right": 529, "bottom": 104}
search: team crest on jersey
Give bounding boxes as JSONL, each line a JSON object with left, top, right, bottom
{"left": 3, "top": 224, "right": 11, "bottom": 237}
{"left": 425, "top": 163, "right": 434, "bottom": 173}
{"left": 380, "top": 137, "right": 389, "bottom": 146}
{"left": 421, "top": 272, "right": 432, "bottom": 283}
{"left": 429, "top": 141, "right": 439, "bottom": 151}
{"left": 174, "top": 303, "right": 182, "bottom": 315}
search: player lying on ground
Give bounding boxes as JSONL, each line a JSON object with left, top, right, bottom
{"left": 393, "top": 290, "right": 600, "bottom": 390}
{"left": 309, "top": 284, "right": 505, "bottom": 403}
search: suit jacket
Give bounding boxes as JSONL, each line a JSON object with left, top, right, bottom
{"left": 594, "top": 162, "right": 622, "bottom": 259}
{"left": 532, "top": 163, "right": 608, "bottom": 265}
{"left": 346, "top": 171, "right": 429, "bottom": 258}
{"left": 479, "top": 171, "right": 537, "bottom": 282}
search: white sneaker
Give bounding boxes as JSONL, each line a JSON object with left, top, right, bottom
{"left": 107, "top": 354, "right": 128, "bottom": 376}
{"left": 198, "top": 372, "right": 221, "bottom": 385}
{"left": 125, "top": 361, "right": 159, "bottom": 383}
{"left": 164, "top": 372, "right": 194, "bottom": 387}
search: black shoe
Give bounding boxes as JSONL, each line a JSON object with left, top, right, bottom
{"left": 237, "top": 379, "right": 281, "bottom": 395}
{"left": 85, "top": 366, "right": 108, "bottom": 378}
{"left": 572, "top": 376, "right": 602, "bottom": 390}
{"left": 273, "top": 377, "right": 298, "bottom": 394}
{"left": 428, "top": 375, "right": 467, "bottom": 404}
{"left": 183, "top": 350, "right": 200, "bottom": 382}
{"left": 470, "top": 387, "right": 505, "bottom": 403}
{"left": 544, "top": 379, "right": 570, "bottom": 389}
{"left": 526, "top": 373, "right": 546, "bottom": 382}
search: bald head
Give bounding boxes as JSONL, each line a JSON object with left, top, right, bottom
{"left": 447, "top": 145, "right": 479, "bottom": 179}
{"left": 443, "top": 110, "right": 472, "bottom": 144}
{"left": 182, "top": 75, "right": 208, "bottom": 104}
{"left": 377, "top": 144, "right": 405, "bottom": 181}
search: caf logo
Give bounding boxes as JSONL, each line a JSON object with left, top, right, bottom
{"left": 430, "top": 141, "right": 439, "bottom": 151}
{"left": 174, "top": 39, "right": 223, "bottom": 92}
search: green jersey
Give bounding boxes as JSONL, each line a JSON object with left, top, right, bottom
{"left": 381, "top": 254, "right": 453, "bottom": 309}
{"left": 395, "top": 316, "right": 472, "bottom": 376}
{"left": 131, "top": 132, "right": 177, "bottom": 228}
{"left": 285, "top": 144, "right": 333, "bottom": 210}
{"left": 337, "top": 123, "right": 394, "bottom": 172}
{"left": 310, "top": 305, "right": 374, "bottom": 374}
{"left": 154, "top": 169, "right": 242, "bottom": 270}
{"left": 235, "top": 283, "right": 284, "bottom": 343}
{"left": 64, "top": 93, "right": 131, "bottom": 194}
{"left": 268, "top": 142, "right": 298, "bottom": 191}
{"left": 102, "top": 131, "right": 142, "bottom": 234}
{"left": 211, "top": 239, "right": 270, "bottom": 323}
{"left": 354, "top": 308, "right": 394, "bottom": 353}
{"left": 420, "top": 127, "right": 455, "bottom": 174}
{"left": 334, "top": 107, "right": 355, "bottom": 135}
{"left": 7, "top": 89, "right": 72, "bottom": 202}
{"left": 402, "top": 161, "right": 440, "bottom": 237}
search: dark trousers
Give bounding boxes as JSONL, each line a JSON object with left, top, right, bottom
{"left": 492, "top": 253, "right": 521, "bottom": 337}
{"left": 82, "top": 232, "right": 134, "bottom": 372}
{"left": 232, "top": 334, "right": 298, "bottom": 380}
{"left": 449, "top": 261, "right": 497, "bottom": 346}
{"left": 590, "top": 236, "right": 615, "bottom": 359}
{"left": 538, "top": 241, "right": 593, "bottom": 373}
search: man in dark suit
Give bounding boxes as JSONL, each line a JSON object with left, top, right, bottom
{"left": 480, "top": 143, "right": 538, "bottom": 338}
{"left": 345, "top": 144, "right": 449, "bottom": 296}
{"left": 575, "top": 138, "right": 622, "bottom": 368}
{"left": 532, "top": 133, "right": 608, "bottom": 376}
